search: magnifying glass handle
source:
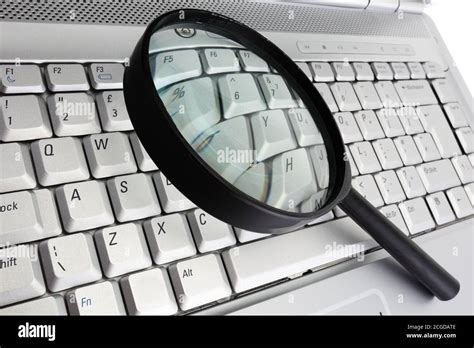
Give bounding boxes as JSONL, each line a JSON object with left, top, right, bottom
{"left": 339, "top": 188, "right": 460, "bottom": 301}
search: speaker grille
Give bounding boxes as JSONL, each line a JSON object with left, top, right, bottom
{"left": 0, "top": 0, "right": 431, "bottom": 38}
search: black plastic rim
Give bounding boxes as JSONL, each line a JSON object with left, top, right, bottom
{"left": 124, "top": 9, "right": 352, "bottom": 234}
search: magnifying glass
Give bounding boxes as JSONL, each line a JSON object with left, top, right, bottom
{"left": 124, "top": 9, "right": 460, "bottom": 301}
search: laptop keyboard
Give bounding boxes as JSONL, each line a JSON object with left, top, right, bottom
{"left": 1, "top": 40, "right": 473, "bottom": 314}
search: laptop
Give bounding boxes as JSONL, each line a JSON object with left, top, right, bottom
{"left": 0, "top": 0, "right": 472, "bottom": 316}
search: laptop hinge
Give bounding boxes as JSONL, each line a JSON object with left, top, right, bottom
{"left": 282, "top": 0, "right": 426, "bottom": 13}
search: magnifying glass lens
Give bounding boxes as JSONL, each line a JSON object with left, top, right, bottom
{"left": 149, "top": 27, "right": 331, "bottom": 214}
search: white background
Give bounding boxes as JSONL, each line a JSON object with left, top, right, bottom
{"left": 425, "top": 0, "right": 473, "bottom": 96}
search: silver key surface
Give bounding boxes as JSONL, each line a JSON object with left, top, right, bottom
{"left": 0, "top": 95, "right": 52, "bottom": 141}
{"left": 96, "top": 90, "right": 133, "bottom": 132}
{"left": 202, "top": 48, "right": 240, "bottom": 74}
{"left": 238, "top": 50, "right": 269, "bottom": 72}
{"left": 397, "top": 107, "right": 424, "bottom": 135}
{"left": 354, "top": 110, "right": 385, "bottom": 140}
{"left": 353, "top": 82, "right": 382, "bottom": 110}
{"left": 152, "top": 49, "right": 202, "bottom": 90}
{"left": 187, "top": 209, "right": 236, "bottom": 253}
{"left": 310, "top": 62, "right": 335, "bottom": 82}
{"left": 353, "top": 175, "right": 384, "bottom": 207}
{"left": 89, "top": 63, "right": 124, "bottom": 90}
{"left": 332, "top": 62, "right": 355, "bottom": 81}
{"left": 390, "top": 62, "right": 410, "bottom": 80}
{"left": 349, "top": 142, "right": 381, "bottom": 174}
{"left": 376, "top": 108, "right": 405, "bottom": 138}
{"left": 397, "top": 166, "right": 426, "bottom": 198}
{"left": 67, "top": 281, "right": 126, "bottom": 315}
{"left": 121, "top": 268, "right": 178, "bottom": 315}
{"left": 407, "top": 62, "right": 426, "bottom": 79}
{"left": 353, "top": 62, "right": 374, "bottom": 81}
{"left": 56, "top": 180, "right": 114, "bottom": 232}
{"left": 0, "top": 143, "right": 36, "bottom": 193}
{"left": 423, "top": 62, "right": 445, "bottom": 79}
{"left": 314, "top": 83, "right": 339, "bottom": 113}
{"left": 374, "top": 170, "right": 406, "bottom": 204}
{"left": 169, "top": 253, "right": 232, "bottom": 311}
{"left": 394, "top": 136, "right": 423, "bottom": 166}
{"left": 0, "top": 245, "right": 45, "bottom": 307}
{"left": 333, "top": 112, "right": 363, "bottom": 144}
{"left": 399, "top": 198, "right": 435, "bottom": 234}
{"left": 379, "top": 205, "right": 409, "bottom": 235}
{"left": 374, "top": 81, "right": 401, "bottom": 108}
{"left": 31, "top": 137, "right": 90, "bottom": 186}
{"left": 144, "top": 213, "right": 196, "bottom": 264}
{"left": 0, "top": 65, "right": 45, "bottom": 93}
{"left": 83, "top": 132, "right": 137, "bottom": 178}
{"left": 455, "top": 127, "right": 474, "bottom": 154}
{"left": 444, "top": 103, "right": 468, "bottom": 128}
{"left": 452, "top": 155, "right": 473, "bottom": 184}
{"left": 40, "top": 233, "right": 102, "bottom": 292}
{"left": 431, "top": 79, "right": 457, "bottom": 103}
{"left": 417, "top": 159, "right": 461, "bottom": 193}
{"left": 47, "top": 93, "right": 101, "bottom": 136}
{"left": 372, "top": 138, "right": 403, "bottom": 170}
{"left": 330, "top": 82, "right": 361, "bottom": 112}
{"left": 0, "top": 295, "right": 66, "bottom": 315}
{"left": 0, "top": 189, "right": 61, "bottom": 245}
{"left": 95, "top": 223, "right": 152, "bottom": 278}
{"left": 426, "top": 191, "right": 455, "bottom": 225}
{"left": 258, "top": 74, "right": 297, "bottom": 109}
{"left": 413, "top": 133, "right": 441, "bottom": 162}
{"left": 372, "top": 62, "right": 393, "bottom": 80}
{"left": 288, "top": 108, "right": 323, "bottom": 147}
{"left": 107, "top": 173, "right": 161, "bottom": 222}
{"left": 447, "top": 186, "right": 474, "bottom": 218}
{"left": 45, "top": 64, "right": 90, "bottom": 92}
{"left": 129, "top": 133, "right": 158, "bottom": 172}
{"left": 153, "top": 173, "right": 196, "bottom": 213}
{"left": 395, "top": 80, "right": 438, "bottom": 106}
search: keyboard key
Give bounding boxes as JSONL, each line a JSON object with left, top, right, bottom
{"left": 169, "top": 253, "right": 232, "bottom": 311}
{"left": 45, "top": 64, "right": 90, "bottom": 92}
{"left": 349, "top": 142, "right": 381, "bottom": 174}
{"left": 354, "top": 110, "right": 385, "bottom": 140}
{"left": 0, "top": 245, "right": 46, "bottom": 307}
{"left": 0, "top": 95, "right": 52, "bottom": 141}
{"left": 399, "top": 198, "right": 435, "bottom": 234}
{"left": 376, "top": 109, "right": 405, "bottom": 137}
{"left": 223, "top": 218, "right": 374, "bottom": 293}
{"left": 333, "top": 112, "right": 363, "bottom": 143}
{"left": 310, "top": 147, "right": 331, "bottom": 191}
{"left": 95, "top": 223, "right": 152, "bottom": 277}
{"left": 153, "top": 173, "right": 196, "bottom": 213}
{"left": 288, "top": 108, "right": 323, "bottom": 147}
{"left": 397, "top": 107, "right": 424, "bottom": 135}
{"left": 202, "top": 48, "right": 239, "bottom": 74}
{"left": 413, "top": 133, "right": 441, "bottom": 162}
{"left": 417, "top": 105, "right": 462, "bottom": 158}
{"left": 332, "top": 62, "right": 355, "bottom": 81}
{"left": 107, "top": 173, "right": 161, "bottom": 222}
{"left": 407, "top": 62, "right": 426, "bottom": 79}
{"left": 353, "top": 175, "right": 384, "bottom": 207}
{"left": 465, "top": 183, "right": 474, "bottom": 205}
{"left": 372, "top": 138, "right": 403, "bottom": 169}
{"left": 234, "top": 228, "right": 269, "bottom": 243}
{"left": 330, "top": 82, "right": 361, "bottom": 112}
{"left": 0, "top": 189, "right": 61, "bottom": 245}
{"left": 67, "top": 281, "right": 126, "bottom": 315}
{"left": 353, "top": 62, "right": 374, "bottom": 81}
{"left": 84, "top": 132, "right": 138, "bottom": 178}
{"left": 374, "top": 170, "right": 406, "bottom": 204}
{"left": 0, "top": 65, "right": 45, "bottom": 93}
{"left": 417, "top": 159, "right": 461, "bottom": 193}
{"left": 394, "top": 136, "right": 423, "bottom": 165}
{"left": 40, "top": 233, "right": 102, "bottom": 292}
{"left": 258, "top": 74, "right": 297, "bottom": 109}
{"left": 144, "top": 213, "right": 196, "bottom": 264}
{"left": 56, "top": 180, "right": 114, "bottom": 232}
{"left": 96, "top": 90, "right": 133, "bottom": 131}
{"left": 31, "top": 137, "right": 90, "bottom": 186}
{"left": 423, "top": 62, "right": 445, "bottom": 79}
{"left": 121, "top": 268, "right": 178, "bottom": 315}
{"left": 160, "top": 77, "right": 220, "bottom": 142}
{"left": 444, "top": 103, "right": 468, "bottom": 128}
{"left": 310, "top": 62, "right": 334, "bottom": 82}
{"left": 374, "top": 81, "right": 401, "bottom": 108}
{"left": 447, "top": 186, "right": 474, "bottom": 218}
{"left": 345, "top": 146, "right": 359, "bottom": 176}
{"left": 455, "top": 127, "right": 474, "bottom": 154}
{"left": 0, "top": 296, "right": 67, "bottom": 315}
{"left": 395, "top": 80, "right": 438, "bottom": 106}
{"left": 187, "top": 209, "right": 236, "bottom": 253}
{"left": 0, "top": 143, "right": 36, "bottom": 193}
{"left": 267, "top": 148, "right": 318, "bottom": 209}
{"left": 152, "top": 49, "right": 202, "bottom": 90}
{"left": 238, "top": 50, "right": 269, "bottom": 72}
{"left": 47, "top": 93, "right": 101, "bottom": 136}
{"left": 397, "top": 166, "right": 426, "bottom": 198}
{"left": 219, "top": 73, "right": 266, "bottom": 119}
{"left": 353, "top": 82, "right": 382, "bottom": 110}
{"left": 379, "top": 205, "right": 409, "bottom": 235}
{"left": 251, "top": 110, "right": 297, "bottom": 161}
{"left": 390, "top": 62, "right": 410, "bottom": 80}
{"left": 129, "top": 133, "right": 158, "bottom": 172}
{"left": 314, "top": 83, "right": 338, "bottom": 112}
{"left": 426, "top": 192, "right": 455, "bottom": 225}
{"left": 89, "top": 63, "right": 124, "bottom": 90}
{"left": 452, "top": 155, "right": 473, "bottom": 184}
{"left": 372, "top": 62, "right": 393, "bottom": 80}
{"left": 431, "top": 79, "right": 457, "bottom": 103}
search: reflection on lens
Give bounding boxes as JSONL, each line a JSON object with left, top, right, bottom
{"left": 149, "top": 27, "right": 330, "bottom": 213}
